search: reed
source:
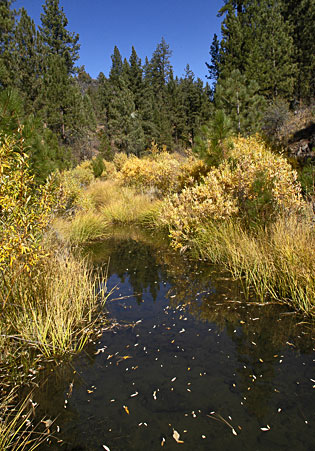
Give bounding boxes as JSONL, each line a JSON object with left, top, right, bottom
{"left": 192, "top": 214, "right": 315, "bottom": 314}
{"left": 56, "top": 212, "right": 109, "bottom": 245}
{"left": 1, "top": 248, "right": 108, "bottom": 361}
{"left": 0, "top": 390, "right": 47, "bottom": 451}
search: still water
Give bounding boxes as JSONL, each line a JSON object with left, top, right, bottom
{"left": 37, "top": 229, "right": 314, "bottom": 450}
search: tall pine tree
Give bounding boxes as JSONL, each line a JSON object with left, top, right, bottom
{"left": 39, "top": 0, "right": 80, "bottom": 75}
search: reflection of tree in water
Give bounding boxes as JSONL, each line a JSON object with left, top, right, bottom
{"left": 165, "top": 252, "right": 314, "bottom": 419}
{"left": 90, "top": 229, "right": 314, "bottom": 418}
{"left": 110, "top": 238, "right": 164, "bottom": 301}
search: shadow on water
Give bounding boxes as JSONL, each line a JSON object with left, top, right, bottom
{"left": 34, "top": 227, "right": 314, "bottom": 451}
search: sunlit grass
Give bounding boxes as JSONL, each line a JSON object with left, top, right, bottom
{"left": 192, "top": 214, "right": 315, "bottom": 314}
{"left": 0, "top": 390, "right": 47, "bottom": 451}
{"left": 54, "top": 212, "right": 109, "bottom": 245}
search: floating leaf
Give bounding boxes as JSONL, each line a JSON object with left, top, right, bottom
{"left": 130, "top": 392, "right": 138, "bottom": 397}
{"left": 232, "top": 428, "right": 238, "bottom": 436}
{"left": 102, "top": 446, "right": 111, "bottom": 451}
{"left": 41, "top": 419, "right": 53, "bottom": 429}
{"left": 161, "top": 437, "right": 166, "bottom": 446}
{"left": 173, "top": 429, "right": 184, "bottom": 443}
{"left": 260, "top": 425, "right": 270, "bottom": 431}
{"left": 123, "top": 405, "right": 130, "bottom": 415}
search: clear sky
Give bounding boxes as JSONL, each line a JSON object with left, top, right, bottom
{"left": 13, "top": 0, "right": 223, "bottom": 82}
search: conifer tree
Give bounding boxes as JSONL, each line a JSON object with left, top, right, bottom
{"left": 206, "top": 33, "right": 221, "bottom": 86}
{"left": 215, "top": 69, "right": 265, "bottom": 135}
{"left": 109, "top": 46, "right": 123, "bottom": 82}
{"left": 0, "top": 0, "right": 15, "bottom": 87}
{"left": 13, "top": 8, "right": 41, "bottom": 113}
{"left": 39, "top": 0, "right": 80, "bottom": 75}
{"left": 282, "top": 0, "right": 315, "bottom": 101}
{"left": 128, "top": 46, "right": 143, "bottom": 110}
{"left": 218, "top": 1, "right": 249, "bottom": 79}
{"left": 245, "top": 0, "right": 296, "bottom": 100}
{"left": 148, "top": 37, "right": 173, "bottom": 90}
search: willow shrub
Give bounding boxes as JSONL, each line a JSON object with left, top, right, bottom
{"left": 0, "top": 135, "right": 57, "bottom": 274}
{"left": 160, "top": 135, "right": 305, "bottom": 250}
{"left": 119, "top": 146, "right": 208, "bottom": 197}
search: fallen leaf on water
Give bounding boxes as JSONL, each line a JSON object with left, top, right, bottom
{"left": 123, "top": 405, "right": 130, "bottom": 415}
{"left": 153, "top": 391, "right": 157, "bottom": 400}
{"left": 171, "top": 377, "right": 177, "bottom": 382}
{"left": 232, "top": 428, "right": 238, "bottom": 436}
{"left": 161, "top": 437, "right": 166, "bottom": 446}
{"left": 41, "top": 419, "right": 53, "bottom": 429}
{"left": 173, "top": 429, "right": 184, "bottom": 443}
{"left": 260, "top": 425, "right": 270, "bottom": 431}
{"left": 130, "top": 392, "right": 138, "bottom": 397}
{"left": 102, "top": 446, "right": 111, "bottom": 451}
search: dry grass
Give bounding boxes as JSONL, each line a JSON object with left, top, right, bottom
{"left": 193, "top": 214, "right": 315, "bottom": 314}
{"left": 54, "top": 213, "right": 109, "bottom": 245}
{"left": 55, "top": 180, "right": 161, "bottom": 245}
{"left": 1, "top": 249, "right": 108, "bottom": 359}
{"left": 0, "top": 390, "right": 46, "bottom": 451}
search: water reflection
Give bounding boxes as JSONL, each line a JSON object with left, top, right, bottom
{"left": 35, "top": 228, "right": 314, "bottom": 451}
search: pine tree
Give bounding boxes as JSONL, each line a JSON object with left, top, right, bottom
{"left": 109, "top": 46, "right": 123, "bottom": 82}
{"left": 245, "top": 0, "right": 296, "bottom": 100}
{"left": 13, "top": 8, "right": 41, "bottom": 113}
{"left": 215, "top": 69, "right": 265, "bottom": 135}
{"left": 0, "top": 0, "right": 15, "bottom": 88}
{"left": 39, "top": 0, "right": 80, "bottom": 75}
{"left": 206, "top": 33, "right": 221, "bottom": 85}
{"left": 107, "top": 76, "right": 143, "bottom": 154}
{"left": 148, "top": 37, "right": 173, "bottom": 91}
{"left": 218, "top": 1, "right": 250, "bottom": 78}
{"left": 282, "top": 0, "right": 315, "bottom": 101}
{"left": 128, "top": 46, "right": 143, "bottom": 110}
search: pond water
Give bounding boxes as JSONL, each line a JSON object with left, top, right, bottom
{"left": 36, "top": 229, "right": 314, "bottom": 451}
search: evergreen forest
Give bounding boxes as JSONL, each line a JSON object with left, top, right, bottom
{"left": 0, "top": 0, "right": 314, "bottom": 179}
{"left": 0, "top": 1, "right": 315, "bottom": 448}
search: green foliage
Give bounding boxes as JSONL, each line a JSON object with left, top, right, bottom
{"left": 0, "top": 0, "right": 15, "bottom": 88}
{"left": 194, "top": 110, "right": 233, "bottom": 167}
{"left": 212, "top": 0, "right": 309, "bottom": 103}
{"left": 0, "top": 88, "right": 71, "bottom": 182}
{"left": 298, "top": 163, "right": 315, "bottom": 198}
{"left": 91, "top": 154, "right": 105, "bottom": 178}
{"left": 215, "top": 70, "right": 265, "bottom": 135}
{"left": 39, "top": 0, "right": 80, "bottom": 75}
{"left": 161, "top": 135, "right": 305, "bottom": 250}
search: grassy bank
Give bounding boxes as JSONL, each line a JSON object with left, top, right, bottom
{"left": 0, "top": 136, "right": 109, "bottom": 448}
{"left": 191, "top": 215, "right": 315, "bottom": 313}
{"left": 56, "top": 137, "right": 315, "bottom": 316}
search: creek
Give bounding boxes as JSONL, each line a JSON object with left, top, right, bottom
{"left": 36, "top": 228, "right": 314, "bottom": 450}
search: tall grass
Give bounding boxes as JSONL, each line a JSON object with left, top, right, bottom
{"left": 54, "top": 213, "right": 109, "bottom": 245}
{"left": 192, "top": 215, "right": 315, "bottom": 314}
{"left": 1, "top": 250, "right": 108, "bottom": 358}
{"left": 0, "top": 390, "right": 46, "bottom": 451}
{"left": 55, "top": 180, "right": 161, "bottom": 245}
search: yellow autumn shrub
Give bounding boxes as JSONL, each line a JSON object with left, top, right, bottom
{"left": 57, "top": 160, "right": 95, "bottom": 212}
{"left": 113, "top": 152, "right": 128, "bottom": 171}
{"left": 160, "top": 135, "right": 305, "bottom": 250}
{"left": 0, "top": 136, "right": 57, "bottom": 274}
{"left": 119, "top": 148, "right": 208, "bottom": 196}
{"left": 118, "top": 151, "right": 182, "bottom": 195}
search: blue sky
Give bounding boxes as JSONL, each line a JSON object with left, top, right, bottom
{"left": 13, "top": 0, "right": 223, "bottom": 82}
